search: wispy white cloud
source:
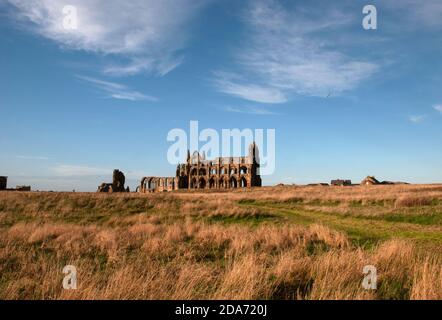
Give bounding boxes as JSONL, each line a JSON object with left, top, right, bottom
{"left": 384, "top": 0, "right": 442, "bottom": 29}
{"left": 410, "top": 104, "right": 442, "bottom": 123}
{"left": 433, "top": 105, "right": 442, "bottom": 113}
{"left": 16, "top": 155, "right": 49, "bottom": 160}
{"left": 409, "top": 115, "right": 426, "bottom": 123}
{"left": 225, "top": 105, "right": 279, "bottom": 115}
{"left": 53, "top": 164, "right": 147, "bottom": 179}
{"left": 214, "top": 0, "right": 378, "bottom": 103}
{"left": 215, "top": 72, "right": 287, "bottom": 104}
{"left": 5, "top": 0, "right": 206, "bottom": 76}
{"left": 103, "top": 56, "right": 185, "bottom": 77}
{"left": 53, "top": 165, "right": 110, "bottom": 177}
{"left": 76, "top": 75, "right": 158, "bottom": 101}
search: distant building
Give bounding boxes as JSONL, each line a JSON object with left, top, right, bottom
{"left": 361, "top": 176, "right": 381, "bottom": 185}
{"left": 360, "top": 176, "right": 408, "bottom": 186}
{"left": 16, "top": 186, "right": 31, "bottom": 191}
{"left": 0, "top": 176, "right": 7, "bottom": 190}
{"left": 331, "top": 179, "right": 352, "bottom": 186}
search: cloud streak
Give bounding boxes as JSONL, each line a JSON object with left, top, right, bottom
{"left": 5, "top": 0, "right": 206, "bottom": 76}
{"left": 53, "top": 164, "right": 147, "bottom": 179}
{"left": 214, "top": 0, "right": 379, "bottom": 104}
{"left": 215, "top": 72, "right": 287, "bottom": 104}
{"left": 16, "top": 155, "right": 49, "bottom": 160}
{"left": 53, "top": 165, "right": 110, "bottom": 177}
{"left": 384, "top": 0, "right": 442, "bottom": 29}
{"left": 433, "top": 105, "right": 442, "bottom": 114}
{"left": 76, "top": 75, "right": 158, "bottom": 101}
{"left": 409, "top": 115, "right": 426, "bottom": 123}
{"left": 225, "top": 105, "right": 279, "bottom": 115}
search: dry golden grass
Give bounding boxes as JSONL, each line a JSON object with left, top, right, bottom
{"left": 0, "top": 184, "right": 441, "bottom": 300}
{"left": 395, "top": 196, "right": 434, "bottom": 208}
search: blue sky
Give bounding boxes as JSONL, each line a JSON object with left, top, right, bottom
{"left": 1, "top": 0, "right": 442, "bottom": 191}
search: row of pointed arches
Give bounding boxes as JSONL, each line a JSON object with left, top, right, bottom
{"left": 141, "top": 177, "right": 176, "bottom": 192}
{"left": 189, "top": 176, "right": 248, "bottom": 189}
{"left": 189, "top": 166, "right": 249, "bottom": 176}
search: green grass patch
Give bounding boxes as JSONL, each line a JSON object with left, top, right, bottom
{"left": 373, "top": 213, "right": 442, "bottom": 226}
{"left": 202, "top": 212, "right": 282, "bottom": 226}
{"left": 239, "top": 200, "right": 442, "bottom": 247}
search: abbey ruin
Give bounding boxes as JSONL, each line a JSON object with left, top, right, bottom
{"left": 139, "top": 143, "right": 262, "bottom": 192}
{"left": 97, "top": 169, "right": 130, "bottom": 193}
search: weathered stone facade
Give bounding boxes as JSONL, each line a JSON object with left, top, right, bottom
{"left": 139, "top": 143, "right": 262, "bottom": 193}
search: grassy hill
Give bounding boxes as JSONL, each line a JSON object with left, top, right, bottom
{"left": 1, "top": 184, "right": 441, "bottom": 299}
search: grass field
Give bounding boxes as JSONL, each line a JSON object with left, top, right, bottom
{"left": 1, "top": 184, "right": 441, "bottom": 300}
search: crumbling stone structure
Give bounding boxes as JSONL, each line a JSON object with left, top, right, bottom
{"left": 112, "top": 169, "right": 126, "bottom": 192}
{"left": 97, "top": 183, "right": 113, "bottom": 193}
{"left": 0, "top": 177, "right": 32, "bottom": 192}
{"left": 139, "top": 143, "right": 262, "bottom": 193}
{"left": 97, "top": 169, "right": 129, "bottom": 193}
